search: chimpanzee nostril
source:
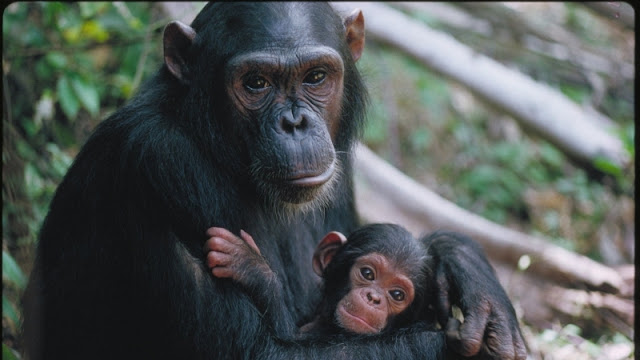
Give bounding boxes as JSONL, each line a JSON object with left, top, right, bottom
{"left": 366, "top": 291, "right": 381, "bottom": 305}
{"left": 280, "top": 112, "right": 306, "bottom": 133}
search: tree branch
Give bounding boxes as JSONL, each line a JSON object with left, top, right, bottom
{"left": 332, "top": 2, "right": 630, "bottom": 171}
{"left": 353, "top": 143, "right": 628, "bottom": 294}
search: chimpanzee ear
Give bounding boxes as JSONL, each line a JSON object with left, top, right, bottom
{"left": 343, "top": 9, "right": 365, "bottom": 62}
{"left": 163, "top": 21, "right": 196, "bottom": 84}
{"left": 312, "top": 231, "right": 347, "bottom": 276}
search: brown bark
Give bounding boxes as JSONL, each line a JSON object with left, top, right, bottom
{"left": 353, "top": 144, "right": 633, "bottom": 334}
{"left": 332, "top": 2, "right": 630, "bottom": 170}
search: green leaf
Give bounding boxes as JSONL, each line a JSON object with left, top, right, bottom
{"left": 71, "top": 77, "right": 100, "bottom": 116}
{"left": 24, "top": 163, "right": 45, "bottom": 199}
{"left": 593, "top": 156, "right": 622, "bottom": 177}
{"left": 2, "top": 343, "right": 20, "bottom": 360}
{"left": 2, "top": 296, "right": 19, "bottom": 327}
{"left": 81, "top": 20, "right": 109, "bottom": 42}
{"left": 539, "top": 143, "right": 564, "bottom": 169}
{"left": 16, "top": 139, "right": 37, "bottom": 161}
{"left": 35, "top": 58, "right": 54, "bottom": 78}
{"left": 46, "top": 143, "right": 73, "bottom": 178}
{"left": 57, "top": 76, "right": 80, "bottom": 120}
{"left": 79, "top": 2, "right": 109, "bottom": 18}
{"left": 45, "top": 51, "right": 68, "bottom": 69}
{"left": 2, "top": 251, "right": 27, "bottom": 290}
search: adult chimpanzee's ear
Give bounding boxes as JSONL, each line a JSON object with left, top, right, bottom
{"left": 343, "top": 9, "right": 365, "bottom": 62}
{"left": 312, "top": 231, "right": 347, "bottom": 276}
{"left": 163, "top": 21, "right": 196, "bottom": 84}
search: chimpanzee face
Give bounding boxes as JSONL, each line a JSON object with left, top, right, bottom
{"left": 163, "top": 2, "right": 365, "bottom": 212}
{"left": 224, "top": 45, "right": 345, "bottom": 206}
{"left": 334, "top": 252, "right": 416, "bottom": 333}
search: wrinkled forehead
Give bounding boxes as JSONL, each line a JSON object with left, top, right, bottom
{"left": 225, "top": 46, "right": 344, "bottom": 73}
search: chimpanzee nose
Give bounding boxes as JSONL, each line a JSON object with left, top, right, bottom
{"left": 280, "top": 111, "right": 307, "bottom": 134}
{"left": 366, "top": 291, "right": 381, "bottom": 305}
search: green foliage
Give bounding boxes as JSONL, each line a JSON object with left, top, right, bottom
{"left": 532, "top": 324, "right": 634, "bottom": 359}
{"left": 359, "top": 14, "right": 633, "bottom": 256}
{"left": 2, "top": 251, "right": 26, "bottom": 335}
{"left": 2, "top": 251, "right": 27, "bottom": 290}
{"left": 2, "top": 344, "right": 20, "bottom": 360}
{"left": 3, "top": 1, "right": 160, "bottom": 230}
{"left": 2, "top": 2, "right": 163, "bottom": 353}
{"left": 4, "top": 2, "right": 159, "bottom": 129}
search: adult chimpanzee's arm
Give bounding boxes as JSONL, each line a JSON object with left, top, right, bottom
{"left": 421, "top": 232, "right": 527, "bottom": 360}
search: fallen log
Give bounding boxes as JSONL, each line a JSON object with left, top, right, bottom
{"left": 353, "top": 143, "right": 628, "bottom": 294}
{"left": 353, "top": 143, "right": 633, "bottom": 334}
{"left": 332, "top": 2, "right": 630, "bottom": 171}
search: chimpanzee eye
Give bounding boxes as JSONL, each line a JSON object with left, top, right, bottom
{"left": 389, "top": 290, "right": 405, "bottom": 302}
{"left": 244, "top": 76, "right": 270, "bottom": 90}
{"left": 303, "top": 70, "right": 326, "bottom": 85}
{"left": 360, "top": 267, "right": 374, "bottom": 281}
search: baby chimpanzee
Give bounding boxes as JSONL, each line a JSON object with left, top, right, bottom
{"left": 205, "top": 223, "right": 432, "bottom": 336}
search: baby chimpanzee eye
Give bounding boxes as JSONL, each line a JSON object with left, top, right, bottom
{"left": 360, "top": 267, "right": 374, "bottom": 280}
{"left": 389, "top": 290, "right": 405, "bottom": 301}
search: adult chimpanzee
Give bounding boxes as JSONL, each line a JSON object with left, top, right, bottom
{"left": 22, "top": 2, "right": 526, "bottom": 360}
{"left": 205, "top": 224, "right": 435, "bottom": 336}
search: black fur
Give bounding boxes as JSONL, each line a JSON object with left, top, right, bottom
{"left": 314, "top": 224, "right": 436, "bottom": 335}
{"left": 22, "top": 3, "right": 522, "bottom": 360}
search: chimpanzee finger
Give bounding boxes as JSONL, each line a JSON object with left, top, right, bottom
{"left": 239, "top": 229, "right": 260, "bottom": 255}
{"left": 483, "top": 314, "right": 516, "bottom": 359}
{"left": 206, "top": 250, "right": 233, "bottom": 270}
{"left": 504, "top": 320, "right": 528, "bottom": 360}
{"left": 448, "top": 300, "right": 490, "bottom": 357}
{"left": 206, "top": 227, "right": 244, "bottom": 245}
{"left": 204, "top": 236, "right": 235, "bottom": 254}
{"left": 211, "top": 266, "right": 234, "bottom": 279}
{"left": 434, "top": 264, "right": 452, "bottom": 327}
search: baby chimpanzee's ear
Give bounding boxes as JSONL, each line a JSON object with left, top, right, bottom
{"left": 312, "top": 231, "right": 347, "bottom": 276}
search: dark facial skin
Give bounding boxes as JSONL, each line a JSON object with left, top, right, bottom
{"left": 224, "top": 46, "right": 346, "bottom": 206}
{"left": 205, "top": 224, "right": 425, "bottom": 336}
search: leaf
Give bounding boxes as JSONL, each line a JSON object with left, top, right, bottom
{"left": 62, "top": 26, "right": 81, "bottom": 44}
{"left": 539, "top": 143, "right": 564, "bottom": 169}
{"left": 45, "top": 51, "right": 68, "bottom": 69}
{"left": 2, "top": 296, "right": 19, "bottom": 328}
{"left": 79, "top": 2, "right": 109, "bottom": 18}
{"left": 2, "top": 251, "right": 27, "bottom": 290}
{"left": 593, "top": 156, "right": 622, "bottom": 177}
{"left": 2, "top": 343, "right": 20, "bottom": 360}
{"left": 81, "top": 20, "right": 109, "bottom": 42}
{"left": 46, "top": 143, "right": 73, "bottom": 178}
{"left": 71, "top": 76, "right": 100, "bottom": 116}
{"left": 57, "top": 76, "right": 80, "bottom": 120}
{"left": 24, "top": 163, "right": 45, "bottom": 199}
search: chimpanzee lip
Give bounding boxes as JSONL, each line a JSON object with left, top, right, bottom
{"left": 286, "top": 162, "right": 335, "bottom": 188}
{"left": 338, "top": 306, "right": 378, "bottom": 332}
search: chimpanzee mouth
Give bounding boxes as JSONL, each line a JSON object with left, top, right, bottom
{"left": 252, "top": 158, "right": 340, "bottom": 208}
{"left": 286, "top": 161, "right": 336, "bottom": 188}
{"left": 337, "top": 306, "right": 379, "bottom": 333}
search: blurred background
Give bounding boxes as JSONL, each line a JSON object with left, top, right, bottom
{"left": 2, "top": 2, "right": 634, "bottom": 359}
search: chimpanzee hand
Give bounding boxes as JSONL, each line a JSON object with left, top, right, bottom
{"left": 204, "top": 227, "right": 295, "bottom": 336}
{"left": 422, "top": 232, "right": 527, "bottom": 360}
{"left": 204, "top": 227, "right": 275, "bottom": 291}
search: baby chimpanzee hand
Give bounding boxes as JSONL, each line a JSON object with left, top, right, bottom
{"left": 204, "top": 227, "right": 274, "bottom": 290}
